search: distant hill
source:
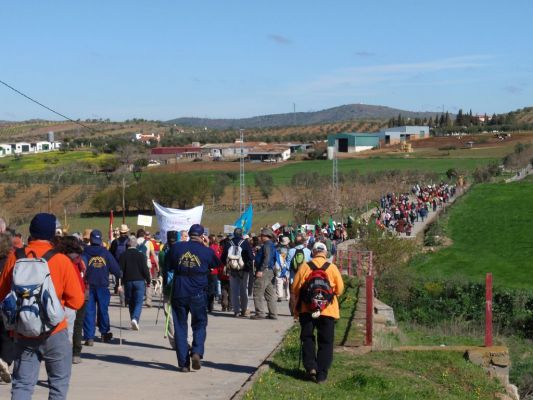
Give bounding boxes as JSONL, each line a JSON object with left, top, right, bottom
{"left": 167, "top": 104, "right": 438, "bottom": 129}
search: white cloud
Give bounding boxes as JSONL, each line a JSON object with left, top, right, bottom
{"left": 282, "top": 55, "right": 493, "bottom": 96}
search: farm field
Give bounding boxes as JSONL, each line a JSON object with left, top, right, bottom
{"left": 412, "top": 182, "right": 533, "bottom": 289}
{"left": 0, "top": 150, "right": 111, "bottom": 172}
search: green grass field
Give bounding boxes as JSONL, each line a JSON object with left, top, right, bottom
{"left": 0, "top": 151, "right": 111, "bottom": 173}
{"left": 153, "top": 157, "right": 498, "bottom": 187}
{"left": 412, "top": 182, "right": 533, "bottom": 289}
{"left": 41, "top": 208, "right": 293, "bottom": 240}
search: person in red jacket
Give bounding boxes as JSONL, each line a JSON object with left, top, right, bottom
{"left": 0, "top": 213, "right": 84, "bottom": 399}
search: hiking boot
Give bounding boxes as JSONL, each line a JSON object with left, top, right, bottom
{"left": 191, "top": 353, "right": 201, "bottom": 370}
{"left": 0, "top": 358, "right": 11, "bottom": 383}
{"left": 84, "top": 339, "right": 94, "bottom": 346}
{"left": 131, "top": 319, "right": 139, "bottom": 331}
{"left": 242, "top": 309, "right": 250, "bottom": 317}
{"left": 102, "top": 332, "right": 113, "bottom": 343}
{"left": 178, "top": 366, "right": 190, "bottom": 373}
{"left": 306, "top": 368, "right": 317, "bottom": 382}
{"left": 72, "top": 356, "right": 82, "bottom": 365}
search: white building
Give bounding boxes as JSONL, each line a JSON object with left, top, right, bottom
{"left": 0, "top": 144, "right": 12, "bottom": 157}
{"left": 35, "top": 141, "right": 52, "bottom": 152}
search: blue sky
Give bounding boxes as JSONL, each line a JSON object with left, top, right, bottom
{"left": 1, "top": 0, "right": 532, "bottom": 121}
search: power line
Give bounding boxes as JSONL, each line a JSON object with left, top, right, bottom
{"left": 0, "top": 78, "right": 96, "bottom": 133}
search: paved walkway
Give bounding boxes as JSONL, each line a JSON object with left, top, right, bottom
{"left": 0, "top": 295, "right": 294, "bottom": 400}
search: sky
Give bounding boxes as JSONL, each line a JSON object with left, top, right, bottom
{"left": 1, "top": 0, "right": 532, "bottom": 121}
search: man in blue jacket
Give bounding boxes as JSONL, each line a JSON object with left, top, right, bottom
{"left": 167, "top": 224, "right": 220, "bottom": 372}
{"left": 251, "top": 228, "right": 278, "bottom": 320}
{"left": 82, "top": 230, "right": 121, "bottom": 345}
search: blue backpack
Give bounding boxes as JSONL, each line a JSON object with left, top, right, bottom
{"left": 113, "top": 236, "right": 129, "bottom": 262}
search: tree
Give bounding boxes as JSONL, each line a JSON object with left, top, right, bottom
{"left": 254, "top": 172, "right": 274, "bottom": 200}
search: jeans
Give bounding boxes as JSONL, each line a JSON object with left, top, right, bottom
{"left": 299, "top": 313, "right": 335, "bottom": 382}
{"left": 171, "top": 292, "right": 208, "bottom": 368}
{"left": 229, "top": 272, "right": 249, "bottom": 315}
{"left": 125, "top": 281, "right": 146, "bottom": 322}
{"left": 253, "top": 269, "right": 277, "bottom": 318}
{"left": 83, "top": 286, "right": 111, "bottom": 340}
{"left": 12, "top": 329, "right": 72, "bottom": 400}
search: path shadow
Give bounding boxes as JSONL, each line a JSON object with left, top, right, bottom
{"left": 82, "top": 353, "right": 177, "bottom": 371}
{"left": 202, "top": 361, "right": 256, "bottom": 374}
{"left": 267, "top": 361, "right": 308, "bottom": 381}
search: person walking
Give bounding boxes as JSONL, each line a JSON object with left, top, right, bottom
{"left": 119, "top": 236, "right": 151, "bottom": 331}
{"left": 109, "top": 224, "right": 130, "bottom": 304}
{"left": 166, "top": 224, "right": 220, "bottom": 372}
{"left": 292, "top": 242, "right": 344, "bottom": 384}
{"left": 0, "top": 213, "right": 84, "bottom": 399}
{"left": 160, "top": 230, "right": 178, "bottom": 349}
{"left": 136, "top": 229, "right": 158, "bottom": 308}
{"left": 82, "top": 229, "right": 121, "bottom": 345}
{"left": 221, "top": 228, "right": 254, "bottom": 318}
{"left": 54, "top": 235, "right": 87, "bottom": 364}
{"left": 0, "top": 231, "right": 14, "bottom": 383}
{"left": 285, "top": 233, "right": 311, "bottom": 315}
{"left": 251, "top": 228, "right": 278, "bottom": 320}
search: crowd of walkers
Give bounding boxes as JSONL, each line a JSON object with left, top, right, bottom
{"left": 0, "top": 212, "right": 349, "bottom": 397}
{"left": 373, "top": 182, "right": 457, "bottom": 236}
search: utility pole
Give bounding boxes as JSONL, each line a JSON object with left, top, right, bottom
{"left": 332, "top": 146, "right": 339, "bottom": 208}
{"left": 239, "top": 129, "right": 245, "bottom": 214}
{"left": 122, "top": 176, "right": 126, "bottom": 224}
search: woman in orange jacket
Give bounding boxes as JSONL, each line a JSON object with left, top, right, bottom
{"left": 292, "top": 241, "right": 344, "bottom": 384}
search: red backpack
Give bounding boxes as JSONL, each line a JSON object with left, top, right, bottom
{"left": 298, "top": 261, "right": 334, "bottom": 318}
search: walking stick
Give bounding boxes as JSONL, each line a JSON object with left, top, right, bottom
{"left": 164, "top": 282, "right": 174, "bottom": 339}
{"left": 155, "top": 287, "right": 164, "bottom": 325}
{"left": 119, "top": 286, "right": 123, "bottom": 346}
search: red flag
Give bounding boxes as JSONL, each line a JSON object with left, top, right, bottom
{"left": 109, "top": 210, "right": 114, "bottom": 241}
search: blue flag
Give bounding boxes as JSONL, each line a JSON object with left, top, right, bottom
{"left": 234, "top": 204, "right": 253, "bottom": 234}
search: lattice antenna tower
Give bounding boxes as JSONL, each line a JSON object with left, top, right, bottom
{"left": 239, "top": 129, "right": 245, "bottom": 213}
{"left": 332, "top": 146, "right": 339, "bottom": 200}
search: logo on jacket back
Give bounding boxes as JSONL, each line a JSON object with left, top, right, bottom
{"left": 179, "top": 252, "right": 201, "bottom": 269}
{"left": 88, "top": 256, "right": 106, "bottom": 269}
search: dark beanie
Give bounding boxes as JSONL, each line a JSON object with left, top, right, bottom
{"left": 29, "top": 213, "right": 57, "bottom": 241}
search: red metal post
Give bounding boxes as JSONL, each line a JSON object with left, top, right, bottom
{"left": 368, "top": 251, "right": 373, "bottom": 276}
{"left": 365, "top": 274, "right": 373, "bottom": 346}
{"left": 485, "top": 273, "right": 493, "bottom": 347}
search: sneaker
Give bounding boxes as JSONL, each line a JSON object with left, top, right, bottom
{"left": 191, "top": 353, "right": 201, "bottom": 370}
{"left": 84, "top": 339, "right": 94, "bottom": 346}
{"left": 131, "top": 319, "right": 139, "bottom": 331}
{"left": 72, "top": 356, "right": 82, "bottom": 364}
{"left": 102, "top": 332, "right": 113, "bottom": 343}
{"left": 0, "top": 358, "right": 11, "bottom": 383}
{"left": 178, "top": 366, "right": 190, "bottom": 373}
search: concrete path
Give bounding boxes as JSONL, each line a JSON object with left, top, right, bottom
{"left": 0, "top": 295, "right": 294, "bottom": 400}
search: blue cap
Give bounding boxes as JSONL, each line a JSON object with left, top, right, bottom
{"left": 188, "top": 224, "right": 204, "bottom": 237}
{"left": 90, "top": 229, "right": 103, "bottom": 245}
{"left": 29, "top": 213, "right": 57, "bottom": 241}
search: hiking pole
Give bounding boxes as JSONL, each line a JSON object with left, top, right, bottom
{"left": 118, "top": 285, "right": 123, "bottom": 346}
{"left": 155, "top": 286, "right": 164, "bottom": 325}
{"left": 164, "top": 283, "right": 174, "bottom": 339}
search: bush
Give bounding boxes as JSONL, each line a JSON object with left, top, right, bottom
{"left": 382, "top": 278, "right": 533, "bottom": 338}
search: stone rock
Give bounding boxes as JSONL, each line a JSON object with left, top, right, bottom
{"left": 466, "top": 346, "right": 510, "bottom": 368}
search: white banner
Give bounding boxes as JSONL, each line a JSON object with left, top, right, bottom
{"left": 152, "top": 201, "right": 204, "bottom": 244}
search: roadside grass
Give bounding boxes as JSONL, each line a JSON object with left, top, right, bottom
{"left": 376, "top": 322, "right": 533, "bottom": 399}
{"left": 246, "top": 282, "right": 504, "bottom": 400}
{"left": 246, "top": 329, "right": 503, "bottom": 400}
{"left": 0, "top": 150, "right": 111, "bottom": 173}
{"left": 412, "top": 182, "right": 533, "bottom": 289}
